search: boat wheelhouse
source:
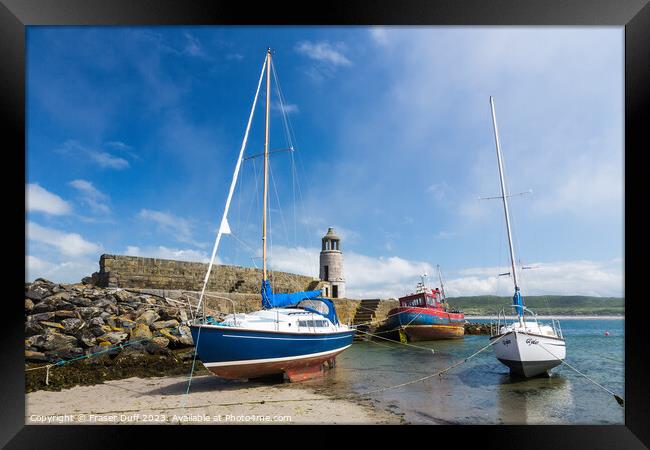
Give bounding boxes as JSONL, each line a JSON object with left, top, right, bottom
{"left": 385, "top": 271, "right": 465, "bottom": 342}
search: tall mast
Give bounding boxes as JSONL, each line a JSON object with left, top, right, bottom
{"left": 489, "top": 97, "right": 519, "bottom": 292}
{"left": 436, "top": 265, "right": 447, "bottom": 301}
{"left": 262, "top": 48, "right": 271, "bottom": 281}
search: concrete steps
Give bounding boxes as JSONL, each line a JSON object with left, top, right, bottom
{"left": 352, "top": 299, "right": 381, "bottom": 341}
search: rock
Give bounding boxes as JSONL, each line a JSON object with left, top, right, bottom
{"left": 159, "top": 328, "right": 180, "bottom": 345}
{"left": 40, "top": 321, "right": 65, "bottom": 330}
{"left": 60, "top": 318, "right": 85, "bottom": 334}
{"left": 25, "top": 282, "right": 53, "bottom": 301}
{"left": 68, "top": 296, "right": 93, "bottom": 307}
{"left": 54, "top": 310, "right": 78, "bottom": 319}
{"left": 146, "top": 336, "right": 170, "bottom": 354}
{"left": 74, "top": 328, "right": 97, "bottom": 347}
{"left": 159, "top": 308, "right": 181, "bottom": 321}
{"left": 136, "top": 310, "right": 160, "bottom": 326}
{"left": 129, "top": 323, "right": 153, "bottom": 341}
{"left": 25, "top": 321, "right": 44, "bottom": 337}
{"left": 79, "top": 307, "right": 102, "bottom": 320}
{"left": 31, "top": 303, "right": 55, "bottom": 314}
{"left": 106, "top": 316, "right": 118, "bottom": 329}
{"left": 178, "top": 333, "right": 194, "bottom": 347}
{"left": 113, "top": 290, "right": 132, "bottom": 303}
{"left": 93, "top": 297, "right": 116, "bottom": 309}
{"left": 41, "top": 330, "right": 78, "bottom": 351}
{"left": 81, "top": 276, "right": 94, "bottom": 285}
{"left": 25, "top": 350, "right": 48, "bottom": 362}
{"left": 29, "top": 311, "right": 56, "bottom": 322}
{"left": 179, "top": 349, "right": 196, "bottom": 361}
{"left": 25, "top": 298, "right": 34, "bottom": 312}
{"left": 97, "top": 331, "right": 128, "bottom": 345}
{"left": 176, "top": 325, "right": 194, "bottom": 347}
{"left": 45, "top": 292, "right": 71, "bottom": 303}
{"left": 45, "top": 347, "right": 84, "bottom": 361}
{"left": 118, "top": 316, "right": 136, "bottom": 331}
{"left": 26, "top": 334, "right": 46, "bottom": 349}
{"left": 114, "top": 346, "right": 148, "bottom": 364}
{"left": 151, "top": 319, "right": 179, "bottom": 330}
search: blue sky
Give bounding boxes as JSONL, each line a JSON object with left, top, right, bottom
{"left": 26, "top": 26, "right": 624, "bottom": 298}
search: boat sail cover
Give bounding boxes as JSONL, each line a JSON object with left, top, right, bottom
{"left": 261, "top": 279, "right": 322, "bottom": 309}
{"left": 513, "top": 289, "right": 525, "bottom": 317}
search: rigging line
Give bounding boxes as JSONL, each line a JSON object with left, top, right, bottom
{"left": 195, "top": 55, "right": 267, "bottom": 317}
{"left": 268, "top": 159, "right": 291, "bottom": 252}
{"left": 187, "top": 54, "right": 267, "bottom": 407}
{"left": 272, "top": 59, "right": 308, "bottom": 250}
{"left": 356, "top": 333, "right": 508, "bottom": 398}
{"left": 537, "top": 341, "right": 624, "bottom": 407}
{"left": 270, "top": 59, "right": 294, "bottom": 150}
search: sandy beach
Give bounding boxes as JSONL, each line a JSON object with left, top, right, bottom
{"left": 25, "top": 374, "right": 401, "bottom": 425}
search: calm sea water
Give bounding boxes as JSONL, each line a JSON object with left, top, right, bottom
{"left": 300, "top": 319, "right": 624, "bottom": 424}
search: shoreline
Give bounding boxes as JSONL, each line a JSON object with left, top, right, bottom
{"left": 25, "top": 374, "right": 402, "bottom": 425}
{"left": 465, "top": 315, "right": 624, "bottom": 320}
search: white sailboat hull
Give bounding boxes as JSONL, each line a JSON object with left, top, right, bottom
{"left": 491, "top": 330, "right": 566, "bottom": 377}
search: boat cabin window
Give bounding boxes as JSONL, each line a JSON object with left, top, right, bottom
{"left": 298, "top": 320, "right": 329, "bottom": 328}
{"left": 400, "top": 295, "right": 425, "bottom": 307}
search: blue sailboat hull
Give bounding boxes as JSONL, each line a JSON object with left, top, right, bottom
{"left": 190, "top": 324, "right": 355, "bottom": 380}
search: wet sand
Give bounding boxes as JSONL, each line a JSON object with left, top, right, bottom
{"left": 25, "top": 374, "right": 400, "bottom": 425}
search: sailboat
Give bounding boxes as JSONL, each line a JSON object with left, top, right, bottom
{"left": 188, "top": 49, "right": 355, "bottom": 382}
{"left": 487, "top": 96, "right": 566, "bottom": 377}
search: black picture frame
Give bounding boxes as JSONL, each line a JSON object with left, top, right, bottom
{"left": 3, "top": 0, "right": 648, "bottom": 447}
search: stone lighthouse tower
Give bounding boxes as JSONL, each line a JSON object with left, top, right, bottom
{"left": 319, "top": 227, "right": 345, "bottom": 298}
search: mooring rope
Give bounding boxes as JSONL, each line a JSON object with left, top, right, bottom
{"left": 537, "top": 340, "right": 624, "bottom": 407}
{"left": 25, "top": 338, "right": 151, "bottom": 385}
{"left": 355, "top": 329, "right": 435, "bottom": 354}
{"left": 355, "top": 333, "right": 508, "bottom": 397}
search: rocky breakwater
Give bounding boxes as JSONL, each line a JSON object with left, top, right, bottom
{"left": 464, "top": 322, "right": 492, "bottom": 335}
{"left": 25, "top": 279, "right": 206, "bottom": 392}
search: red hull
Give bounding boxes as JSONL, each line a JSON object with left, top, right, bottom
{"left": 403, "top": 324, "right": 464, "bottom": 341}
{"left": 204, "top": 347, "right": 347, "bottom": 382}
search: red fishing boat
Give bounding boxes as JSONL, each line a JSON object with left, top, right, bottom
{"left": 385, "top": 268, "right": 464, "bottom": 342}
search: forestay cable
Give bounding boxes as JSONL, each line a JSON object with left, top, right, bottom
{"left": 194, "top": 56, "right": 267, "bottom": 316}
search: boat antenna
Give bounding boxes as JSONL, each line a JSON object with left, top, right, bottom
{"left": 436, "top": 264, "right": 447, "bottom": 301}
{"left": 489, "top": 96, "right": 524, "bottom": 323}
{"left": 262, "top": 48, "right": 271, "bottom": 281}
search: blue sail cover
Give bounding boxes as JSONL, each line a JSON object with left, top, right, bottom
{"left": 261, "top": 279, "right": 322, "bottom": 309}
{"left": 513, "top": 289, "right": 525, "bottom": 317}
{"left": 298, "top": 298, "right": 339, "bottom": 325}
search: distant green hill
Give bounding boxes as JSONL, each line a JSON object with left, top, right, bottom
{"left": 446, "top": 295, "right": 624, "bottom": 316}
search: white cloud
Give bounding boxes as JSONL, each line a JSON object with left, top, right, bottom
{"left": 446, "top": 259, "right": 623, "bottom": 297}
{"left": 295, "top": 41, "right": 352, "bottom": 67}
{"left": 58, "top": 140, "right": 130, "bottom": 170}
{"left": 369, "top": 27, "right": 389, "bottom": 46}
{"left": 27, "top": 221, "right": 101, "bottom": 257}
{"left": 26, "top": 255, "right": 99, "bottom": 284}
{"left": 183, "top": 32, "right": 204, "bottom": 57}
{"left": 266, "top": 245, "right": 433, "bottom": 299}
{"left": 138, "top": 209, "right": 205, "bottom": 248}
{"left": 26, "top": 183, "right": 72, "bottom": 215}
{"left": 125, "top": 245, "right": 216, "bottom": 263}
{"left": 69, "top": 179, "right": 110, "bottom": 214}
{"left": 266, "top": 244, "right": 622, "bottom": 299}
{"left": 273, "top": 102, "right": 299, "bottom": 115}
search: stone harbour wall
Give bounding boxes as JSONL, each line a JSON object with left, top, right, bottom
{"left": 90, "top": 254, "right": 319, "bottom": 293}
